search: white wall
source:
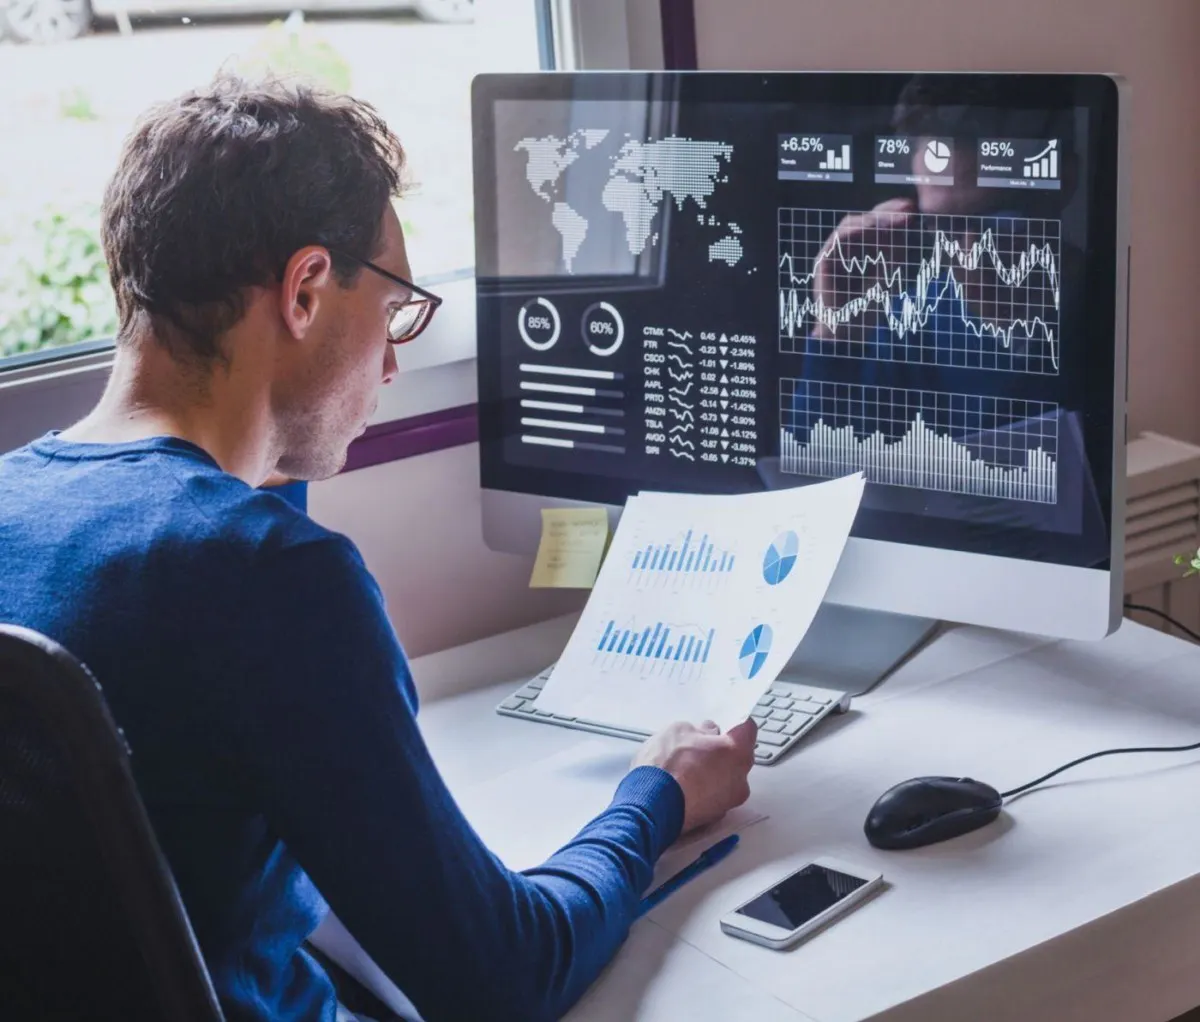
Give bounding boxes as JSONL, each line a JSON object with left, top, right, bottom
{"left": 693, "top": 0, "right": 1200, "bottom": 447}
{"left": 626, "top": 0, "right": 665, "bottom": 70}
{"left": 308, "top": 441, "right": 586, "bottom": 661}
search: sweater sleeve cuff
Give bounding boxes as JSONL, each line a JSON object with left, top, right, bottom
{"left": 611, "top": 766, "right": 685, "bottom": 860}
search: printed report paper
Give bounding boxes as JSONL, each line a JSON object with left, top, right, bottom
{"left": 535, "top": 473, "right": 865, "bottom": 732}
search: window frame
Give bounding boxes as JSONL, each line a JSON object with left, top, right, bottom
{"left": 0, "top": 0, "right": 680, "bottom": 465}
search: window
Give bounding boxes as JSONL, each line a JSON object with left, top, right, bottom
{"left": 0, "top": 0, "right": 543, "bottom": 370}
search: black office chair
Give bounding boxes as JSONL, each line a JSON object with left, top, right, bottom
{"left": 0, "top": 624, "right": 224, "bottom": 1021}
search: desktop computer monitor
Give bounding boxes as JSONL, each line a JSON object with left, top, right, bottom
{"left": 472, "top": 72, "right": 1128, "bottom": 643}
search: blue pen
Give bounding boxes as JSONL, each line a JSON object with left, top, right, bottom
{"left": 637, "top": 833, "right": 740, "bottom": 918}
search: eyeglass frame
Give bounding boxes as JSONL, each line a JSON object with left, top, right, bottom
{"left": 325, "top": 247, "right": 443, "bottom": 345}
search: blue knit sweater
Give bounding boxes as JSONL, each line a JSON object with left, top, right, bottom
{"left": 0, "top": 433, "right": 684, "bottom": 1021}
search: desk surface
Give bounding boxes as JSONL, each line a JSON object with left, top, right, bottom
{"left": 412, "top": 616, "right": 1200, "bottom": 1022}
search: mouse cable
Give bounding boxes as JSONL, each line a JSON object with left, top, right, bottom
{"left": 1001, "top": 606, "right": 1200, "bottom": 798}
{"left": 1123, "top": 602, "right": 1200, "bottom": 645}
{"left": 1000, "top": 605, "right": 1200, "bottom": 798}
{"left": 1001, "top": 738, "right": 1200, "bottom": 799}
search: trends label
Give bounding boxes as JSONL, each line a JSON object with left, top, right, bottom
{"left": 777, "top": 133, "right": 854, "bottom": 183}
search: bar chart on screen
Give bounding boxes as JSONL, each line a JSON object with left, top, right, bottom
{"left": 628, "top": 527, "right": 736, "bottom": 591}
{"left": 593, "top": 618, "right": 717, "bottom": 679}
{"left": 780, "top": 379, "right": 1059, "bottom": 504}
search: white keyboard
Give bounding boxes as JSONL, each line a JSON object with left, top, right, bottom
{"left": 496, "top": 668, "right": 851, "bottom": 765}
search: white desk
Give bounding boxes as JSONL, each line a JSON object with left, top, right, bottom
{"left": 411, "top": 615, "right": 1200, "bottom": 1022}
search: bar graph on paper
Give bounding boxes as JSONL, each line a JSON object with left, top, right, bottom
{"left": 780, "top": 379, "right": 1058, "bottom": 504}
{"left": 629, "top": 529, "right": 735, "bottom": 590}
{"left": 594, "top": 619, "right": 716, "bottom": 677}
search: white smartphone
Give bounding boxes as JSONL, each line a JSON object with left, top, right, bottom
{"left": 719, "top": 857, "right": 883, "bottom": 950}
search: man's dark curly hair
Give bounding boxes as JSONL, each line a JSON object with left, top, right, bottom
{"left": 101, "top": 74, "right": 406, "bottom": 366}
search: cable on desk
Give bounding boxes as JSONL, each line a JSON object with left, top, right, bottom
{"left": 1000, "top": 739, "right": 1200, "bottom": 799}
{"left": 1124, "top": 602, "right": 1200, "bottom": 644}
{"left": 1002, "top": 609, "right": 1200, "bottom": 798}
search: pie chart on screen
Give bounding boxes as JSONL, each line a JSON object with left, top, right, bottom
{"left": 923, "top": 140, "right": 951, "bottom": 174}
{"left": 763, "top": 530, "right": 799, "bottom": 585}
{"left": 739, "top": 624, "right": 773, "bottom": 680}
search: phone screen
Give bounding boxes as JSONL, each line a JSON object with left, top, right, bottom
{"left": 734, "top": 863, "right": 868, "bottom": 930}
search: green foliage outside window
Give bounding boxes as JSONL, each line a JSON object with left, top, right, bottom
{"left": 0, "top": 206, "right": 117, "bottom": 360}
{"left": 228, "top": 14, "right": 354, "bottom": 93}
{"left": 0, "top": 17, "right": 354, "bottom": 363}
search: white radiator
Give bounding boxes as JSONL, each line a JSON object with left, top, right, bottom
{"left": 1125, "top": 431, "right": 1200, "bottom": 637}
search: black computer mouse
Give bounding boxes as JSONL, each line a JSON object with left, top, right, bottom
{"left": 864, "top": 776, "right": 1004, "bottom": 850}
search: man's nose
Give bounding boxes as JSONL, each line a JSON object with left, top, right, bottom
{"left": 382, "top": 343, "right": 399, "bottom": 384}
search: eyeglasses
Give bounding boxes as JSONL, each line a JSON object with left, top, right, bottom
{"left": 328, "top": 248, "right": 443, "bottom": 345}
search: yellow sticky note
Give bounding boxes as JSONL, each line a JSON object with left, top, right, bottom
{"left": 530, "top": 508, "right": 610, "bottom": 589}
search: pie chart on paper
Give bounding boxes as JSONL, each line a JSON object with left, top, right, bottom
{"left": 739, "top": 624, "right": 773, "bottom": 680}
{"left": 923, "top": 139, "right": 951, "bottom": 174}
{"left": 763, "top": 530, "right": 799, "bottom": 586}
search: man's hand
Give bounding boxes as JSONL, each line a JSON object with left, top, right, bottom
{"left": 632, "top": 719, "right": 757, "bottom": 835}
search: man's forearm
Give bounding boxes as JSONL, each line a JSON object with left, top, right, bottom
{"left": 402, "top": 766, "right": 682, "bottom": 1022}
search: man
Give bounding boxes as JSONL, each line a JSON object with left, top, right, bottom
{"left": 0, "top": 75, "right": 756, "bottom": 1021}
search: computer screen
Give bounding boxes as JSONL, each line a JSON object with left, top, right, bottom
{"left": 472, "top": 72, "right": 1126, "bottom": 637}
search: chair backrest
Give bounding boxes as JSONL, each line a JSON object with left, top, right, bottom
{"left": 0, "top": 624, "right": 224, "bottom": 1021}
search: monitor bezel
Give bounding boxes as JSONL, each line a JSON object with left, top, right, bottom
{"left": 472, "top": 71, "right": 1127, "bottom": 639}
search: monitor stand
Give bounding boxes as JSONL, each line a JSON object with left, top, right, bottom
{"left": 776, "top": 603, "right": 941, "bottom": 699}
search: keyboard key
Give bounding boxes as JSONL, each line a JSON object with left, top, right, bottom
{"left": 516, "top": 686, "right": 541, "bottom": 700}
{"left": 517, "top": 703, "right": 538, "bottom": 714}
{"left": 758, "top": 731, "right": 789, "bottom": 746}
{"left": 500, "top": 697, "right": 525, "bottom": 711}
{"left": 528, "top": 677, "right": 547, "bottom": 691}
{"left": 808, "top": 694, "right": 833, "bottom": 704}
{"left": 534, "top": 709, "right": 555, "bottom": 717}
{"left": 769, "top": 685, "right": 792, "bottom": 697}
{"left": 783, "top": 720, "right": 804, "bottom": 736}
{"left": 791, "top": 703, "right": 821, "bottom": 716}
{"left": 755, "top": 695, "right": 775, "bottom": 708}
{"left": 762, "top": 720, "right": 785, "bottom": 732}
{"left": 769, "top": 709, "right": 790, "bottom": 722}
{"left": 772, "top": 697, "right": 795, "bottom": 711}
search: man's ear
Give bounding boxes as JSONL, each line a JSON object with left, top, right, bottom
{"left": 279, "top": 246, "right": 335, "bottom": 340}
